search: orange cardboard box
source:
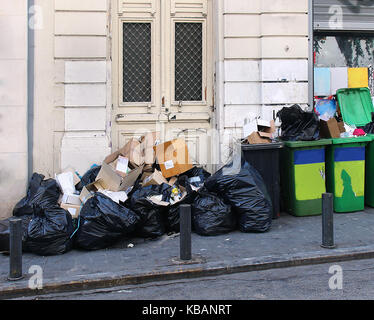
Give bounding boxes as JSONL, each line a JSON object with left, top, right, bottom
{"left": 154, "top": 139, "right": 193, "bottom": 178}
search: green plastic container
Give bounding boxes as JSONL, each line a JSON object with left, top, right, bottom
{"left": 280, "top": 139, "right": 332, "bottom": 217}
{"left": 336, "top": 88, "right": 374, "bottom": 127}
{"left": 365, "top": 134, "right": 374, "bottom": 207}
{"left": 325, "top": 136, "right": 372, "bottom": 213}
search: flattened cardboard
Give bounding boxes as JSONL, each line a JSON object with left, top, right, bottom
{"left": 104, "top": 138, "right": 144, "bottom": 167}
{"left": 79, "top": 179, "right": 106, "bottom": 203}
{"left": 247, "top": 132, "right": 271, "bottom": 144}
{"left": 320, "top": 118, "right": 342, "bottom": 139}
{"left": 61, "top": 203, "right": 81, "bottom": 219}
{"left": 142, "top": 169, "right": 168, "bottom": 187}
{"left": 61, "top": 193, "right": 81, "bottom": 206}
{"left": 96, "top": 162, "right": 143, "bottom": 192}
{"left": 154, "top": 139, "right": 193, "bottom": 178}
{"left": 337, "top": 121, "right": 346, "bottom": 133}
{"left": 168, "top": 176, "right": 178, "bottom": 187}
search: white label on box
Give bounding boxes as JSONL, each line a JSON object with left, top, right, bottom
{"left": 144, "top": 175, "right": 152, "bottom": 184}
{"left": 164, "top": 160, "right": 174, "bottom": 170}
{"left": 116, "top": 156, "right": 129, "bottom": 173}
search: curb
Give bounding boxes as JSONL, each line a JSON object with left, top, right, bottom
{"left": 2, "top": 245, "right": 374, "bottom": 299}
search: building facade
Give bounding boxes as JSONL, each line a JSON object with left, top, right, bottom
{"left": 4, "top": 0, "right": 373, "bottom": 219}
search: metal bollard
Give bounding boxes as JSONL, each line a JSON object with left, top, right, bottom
{"left": 180, "top": 204, "right": 192, "bottom": 261}
{"left": 321, "top": 193, "right": 336, "bottom": 249}
{"left": 8, "top": 218, "right": 24, "bottom": 281}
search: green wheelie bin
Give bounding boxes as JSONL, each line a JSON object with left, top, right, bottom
{"left": 365, "top": 134, "right": 374, "bottom": 207}
{"left": 280, "top": 139, "right": 332, "bottom": 217}
{"left": 325, "top": 136, "right": 372, "bottom": 213}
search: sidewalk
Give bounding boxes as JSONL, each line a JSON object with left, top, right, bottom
{"left": 2, "top": 209, "right": 374, "bottom": 299}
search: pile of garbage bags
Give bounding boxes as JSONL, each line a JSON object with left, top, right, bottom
{"left": 0, "top": 136, "right": 273, "bottom": 256}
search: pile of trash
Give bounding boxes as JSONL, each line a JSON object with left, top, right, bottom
{"left": 0, "top": 133, "right": 273, "bottom": 256}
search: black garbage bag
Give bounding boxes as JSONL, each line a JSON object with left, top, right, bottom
{"left": 75, "top": 165, "right": 101, "bottom": 192}
{"left": 0, "top": 215, "right": 33, "bottom": 252}
{"left": 204, "top": 157, "right": 272, "bottom": 233}
{"left": 277, "top": 104, "right": 320, "bottom": 141}
{"left": 75, "top": 193, "right": 139, "bottom": 250}
{"left": 25, "top": 205, "right": 74, "bottom": 256}
{"left": 13, "top": 173, "right": 61, "bottom": 217}
{"left": 167, "top": 190, "right": 196, "bottom": 233}
{"left": 178, "top": 167, "right": 211, "bottom": 190}
{"left": 161, "top": 169, "right": 208, "bottom": 233}
{"left": 359, "top": 112, "right": 374, "bottom": 134}
{"left": 130, "top": 184, "right": 171, "bottom": 238}
{"left": 191, "top": 190, "right": 236, "bottom": 236}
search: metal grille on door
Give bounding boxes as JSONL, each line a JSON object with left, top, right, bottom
{"left": 122, "top": 23, "right": 152, "bottom": 103}
{"left": 175, "top": 22, "right": 203, "bottom": 102}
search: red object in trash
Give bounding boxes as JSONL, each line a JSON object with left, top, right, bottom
{"left": 353, "top": 129, "right": 366, "bottom": 136}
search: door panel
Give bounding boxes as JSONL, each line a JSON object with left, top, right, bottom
{"left": 112, "top": 0, "right": 213, "bottom": 169}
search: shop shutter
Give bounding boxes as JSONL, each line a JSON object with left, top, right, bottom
{"left": 314, "top": 0, "right": 374, "bottom": 31}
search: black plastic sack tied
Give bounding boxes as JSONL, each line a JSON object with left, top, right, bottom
{"left": 130, "top": 184, "right": 171, "bottom": 238}
{"left": 75, "top": 165, "right": 101, "bottom": 192}
{"left": 13, "top": 173, "right": 61, "bottom": 216}
{"left": 192, "top": 189, "right": 236, "bottom": 236}
{"left": 277, "top": 104, "right": 320, "bottom": 141}
{"left": 178, "top": 167, "right": 211, "bottom": 191}
{"left": 75, "top": 193, "right": 139, "bottom": 250}
{"left": 164, "top": 167, "right": 210, "bottom": 233}
{"left": 25, "top": 204, "right": 74, "bottom": 256}
{"left": 204, "top": 158, "right": 272, "bottom": 233}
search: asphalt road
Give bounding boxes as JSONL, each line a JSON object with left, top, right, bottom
{"left": 12, "top": 258, "right": 374, "bottom": 301}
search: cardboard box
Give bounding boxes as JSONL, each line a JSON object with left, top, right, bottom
{"left": 244, "top": 118, "right": 276, "bottom": 144}
{"left": 258, "top": 120, "right": 276, "bottom": 138}
{"left": 104, "top": 138, "right": 144, "bottom": 167}
{"left": 110, "top": 155, "right": 130, "bottom": 178}
{"left": 168, "top": 176, "right": 178, "bottom": 187}
{"left": 61, "top": 193, "right": 81, "bottom": 206}
{"left": 247, "top": 132, "right": 271, "bottom": 145}
{"left": 61, "top": 203, "right": 81, "bottom": 219}
{"left": 140, "top": 132, "right": 160, "bottom": 165}
{"left": 95, "top": 162, "right": 143, "bottom": 192}
{"left": 243, "top": 118, "right": 275, "bottom": 140}
{"left": 337, "top": 121, "right": 346, "bottom": 133}
{"left": 79, "top": 179, "right": 106, "bottom": 203}
{"left": 154, "top": 139, "right": 193, "bottom": 178}
{"left": 142, "top": 164, "right": 154, "bottom": 173}
{"left": 142, "top": 169, "right": 168, "bottom": 187}
{"left": 320, "top": 118, "right": 342, "bottom": 139}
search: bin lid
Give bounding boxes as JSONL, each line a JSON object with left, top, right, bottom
{"left": 283, "top": 139, "right": 332, "bottom": 148}
{"left": 336, "top": 87, "right": 374, "bottom": 127}
{"left": 241, "top": 142, "right": 284, "bottom": 150}
{"left": 331, "top": 136, "right": 372, "bottom": 145}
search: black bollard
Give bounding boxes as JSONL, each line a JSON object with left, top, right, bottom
{"left": 180, "top": 204, "right": 192, "bottom": 261}
{"left": 8, "top": 218, "right": 24, "bottom": 281}
{"left": 321, "top": 193, "right": 336, "bottom": 249}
